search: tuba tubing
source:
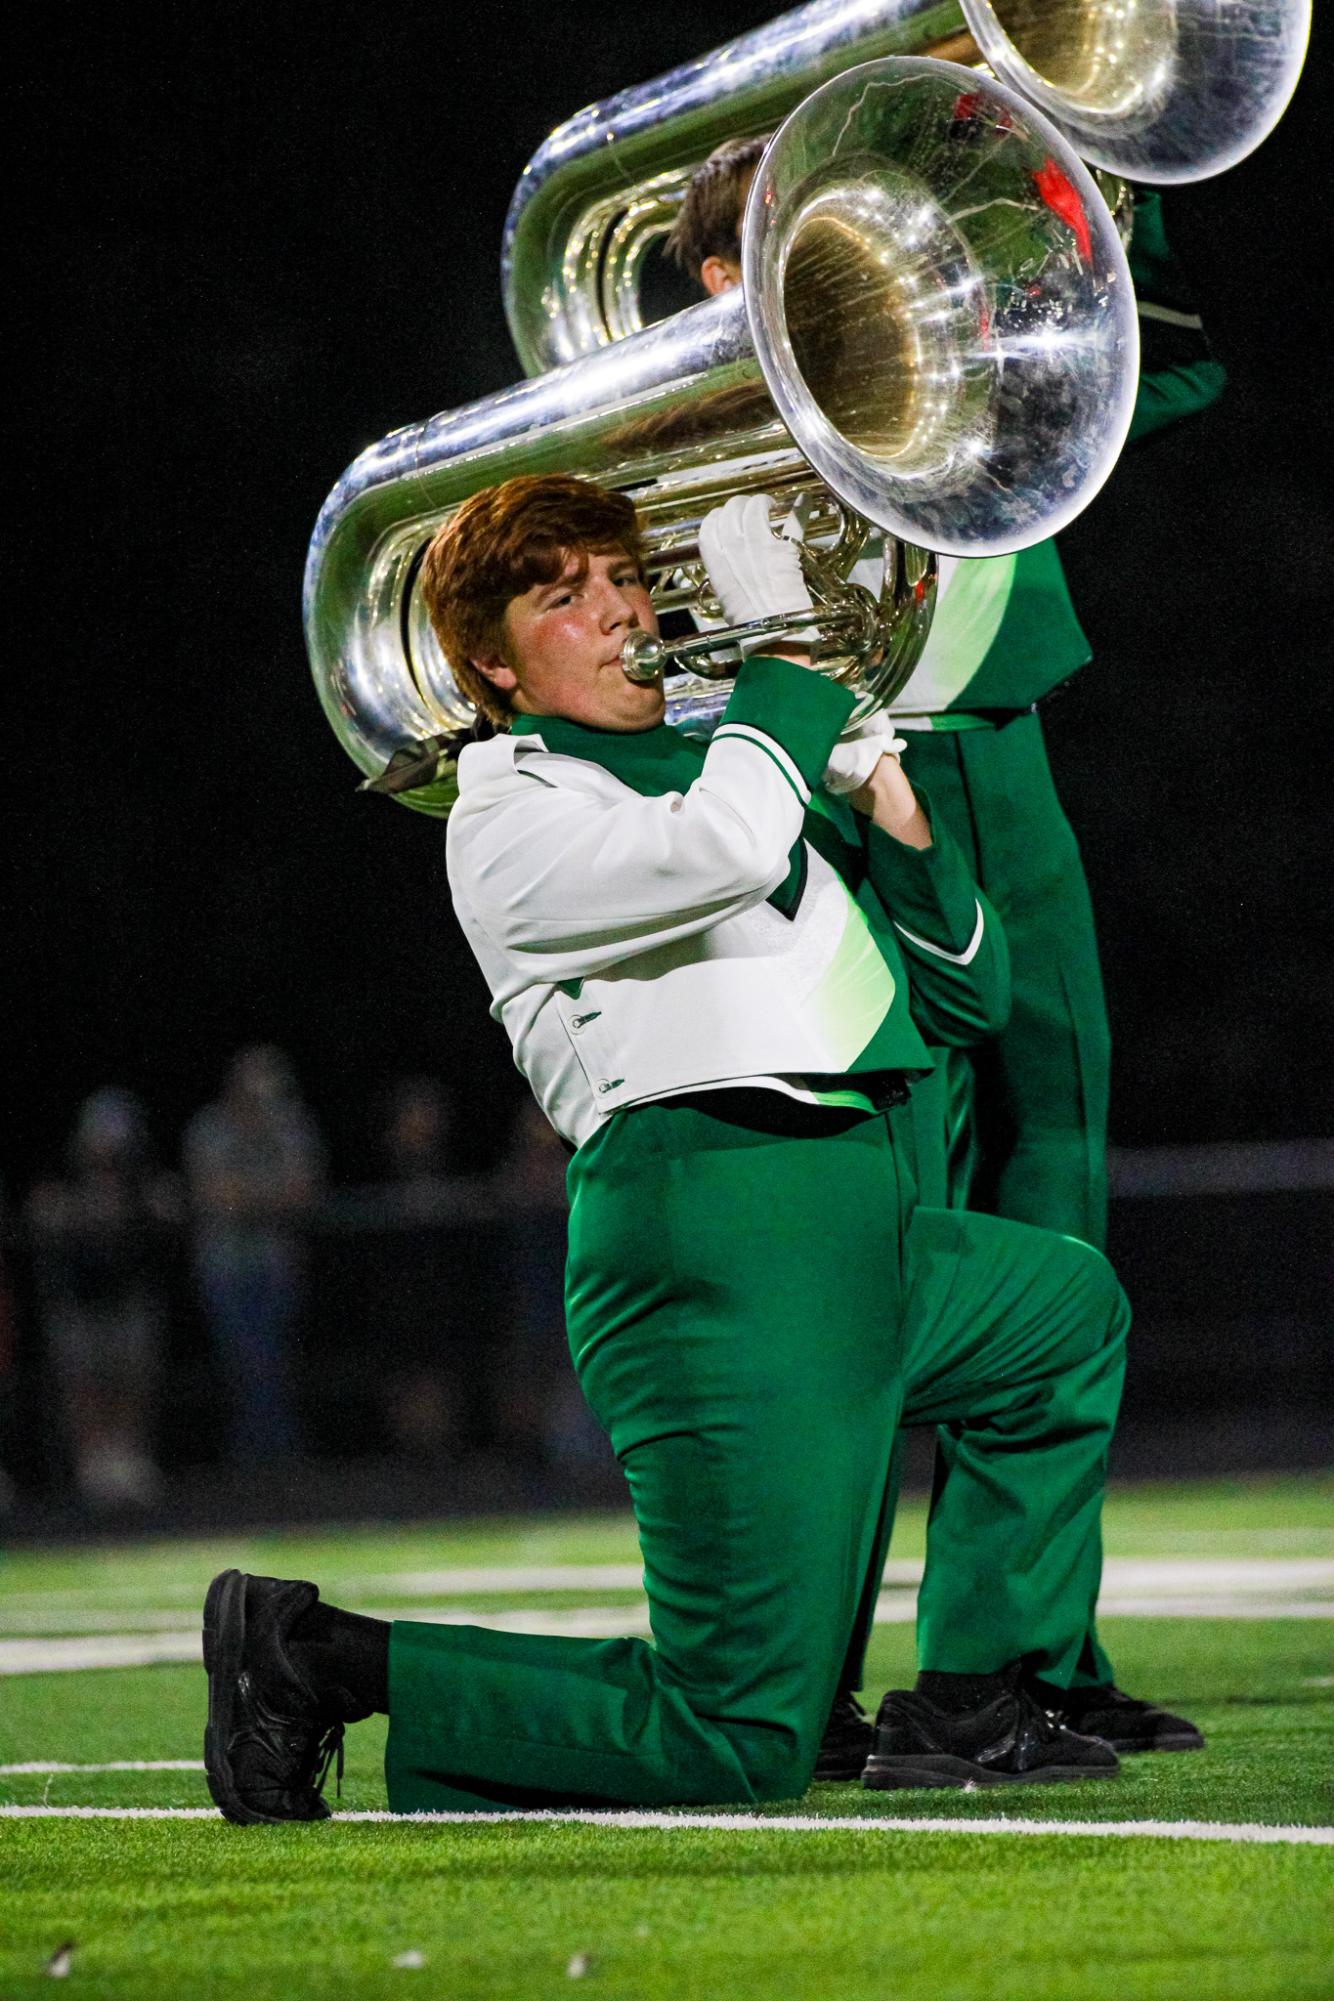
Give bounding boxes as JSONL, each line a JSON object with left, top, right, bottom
{"left": 504, "top": 0, "right": 979, "bottom": 373}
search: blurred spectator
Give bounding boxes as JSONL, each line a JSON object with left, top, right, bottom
{"left": 25, "top": 1088, "right": 180, "bottom": 1509}
{"left": 352, "top": 1074, "right": 500, "bottom": 1459}
{"left": 184, "top": 1045, "right": 325, "bottom": 1464}
{"left": 379, "top": 1075, "right": 454, "bottom": 1219}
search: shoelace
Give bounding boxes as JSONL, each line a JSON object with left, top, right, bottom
{"left": 1038, "top": 1685, "right": 1128, "bottom": 1729}
{"left": 310, "top": 1721, "right": 346, "bottom": 1800}
{"left": 1017, "top": 1687, "right": 1068, "bottom": 1743}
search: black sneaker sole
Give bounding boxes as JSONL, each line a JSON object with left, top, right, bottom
{"left": 862, "top": 1752, "right": 1119, "bottom": 1790}
{"left": 204, "top": 1569, "right": 265, "bottom": 1825}
{"left": 203, "top": 1569, "right": 331, "bottom": 1826}
{"left": 1098, "top": 1729, "right": 1205, "bottom": 1755}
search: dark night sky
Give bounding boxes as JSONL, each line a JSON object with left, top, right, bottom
{"left": 10, "top": 2, "right": 1333, "bottom": 1189}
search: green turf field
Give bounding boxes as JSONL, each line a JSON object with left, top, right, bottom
{"left": 2, "top": 1474, "right": 1331, "bottom": 1999}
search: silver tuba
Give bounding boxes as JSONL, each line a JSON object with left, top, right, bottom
{"left": 304, "top": 2, "right": 1309, "bottom": 793}
{"left": 505, "top": 0, "right": 1312, "bottom": 372}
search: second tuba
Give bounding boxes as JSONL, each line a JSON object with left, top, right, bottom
{"left": 504, "top": 0, "right": 1312, "bottom": 372}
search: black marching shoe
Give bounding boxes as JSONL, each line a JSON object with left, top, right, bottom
{"left": 813, "top": 1691, "right": 875, "bottom": 1781}
{"left": 863, "top": 1670, "right": 1120, "bottom": 1791}
{"left": 1032, "top": 1680, "right": 1205, "bottom": 1754}
{"left": 203, "top": 1569, "right": 360, "bottom": 1825}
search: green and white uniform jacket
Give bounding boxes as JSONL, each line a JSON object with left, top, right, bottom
{"left": 447, "top": 656, "right": 1009, "bottom": 1148}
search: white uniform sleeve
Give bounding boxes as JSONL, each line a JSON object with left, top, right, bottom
{"left": 447, "top": 732, "right": 810, "bottom": 984}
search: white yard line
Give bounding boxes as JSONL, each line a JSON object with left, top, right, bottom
{"left": 1093, "top": 1597, "right": 1334, "bottom": 1619}
{"left": 0, "top": 1760, "right": 203, "bottom": 1775}
{"left": 1, "top": 1608, "right": 253, "bottom": 1634}
{"left": 0, "top": 1607, "right": 653, "bottom": 1674}
{"left": 1102, "top": 1560, "right": 1334, "bottom": 1590}
{"left": 5, "top": 1553, "right": 1331, "bottom": 1623}
{"left": 6, "top": 1572, "right": 1334, "bottom": 1675}
{"left": 1, "top": 1633, "right": 206, "bottom": 1673}
{"left": 0, "top": 1602, "right": 659, "bottom": 1637}
{"left": 4, "top": 1555, "right": 1330, "bottom": 1625}
{"left": 12, "top": 1594, "right": 1334, "bottom": 1638}
{"left": 216, "top": 1556, "right": 1334, "bottom": 1599}
{"left": 0, "top": 1804, "right": 1329, "bottom": 1845}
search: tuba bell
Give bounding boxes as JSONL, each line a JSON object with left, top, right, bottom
{"left": 304, "top": 55, "right": 1138, "bottom": 795}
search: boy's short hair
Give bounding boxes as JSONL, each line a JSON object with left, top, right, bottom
{"left": 664, "top": 135, "right": 769, "bottom": 283}
{"left": 419, "top": 474, "right": 644, "bottom": 725}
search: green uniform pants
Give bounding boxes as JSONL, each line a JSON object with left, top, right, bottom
{"left": 385, "top": 1098, "right": 1127, "bottom": 1812}
{"left": 901, "top": 713, "right": 1111, "bottom": 1247}
{"left": 897, "top": 712, "right": 1115, "bottom": 1688}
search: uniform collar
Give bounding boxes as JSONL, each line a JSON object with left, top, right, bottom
{"left": 509, "top": 712, "right": 705, "bottom": 799}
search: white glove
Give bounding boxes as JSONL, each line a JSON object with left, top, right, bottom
{"left": 822, "top": 711, "right": 908, "bottom": 796}
{"left": 697, "top": 493, "right": 814, "bottom": 650}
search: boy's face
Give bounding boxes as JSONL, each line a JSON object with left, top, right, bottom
{"left": 477, "top": 547, "right": 665, "bottom": 731}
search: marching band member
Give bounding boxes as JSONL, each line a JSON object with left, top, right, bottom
{"left": 667, "top": 142, "right": 1219, "bottom": 1766}
{"left": 204, "top": 475, "right": 1141, "bottom": 1822}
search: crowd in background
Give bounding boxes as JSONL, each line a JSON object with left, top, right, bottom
{"left": 0, "top": 1048, "right": 603, "bottom": 1520}
{"left": 2, "top": 1048, "right": 1327, "bottom": 1529}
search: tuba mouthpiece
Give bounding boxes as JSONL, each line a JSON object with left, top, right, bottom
{"left": 621, "top": 631, "right": 665, "bottom": 683}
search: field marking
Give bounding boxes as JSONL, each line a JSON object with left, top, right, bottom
{"left": 0, "top": 1607, "right": 652, "bottom": 1674}
{"left": 1, "top": 1804, "right": 1330, "bottom": 1846}
{"left": 4, "top": 1560, "right": 1331, "bottom": 1639}
{"left": 0, "top": 1760, "right": 203, "bottom": 1775}
{"left": 12, "top": 1597, "right": 1334, "bottom": 1644}
{"left": 1104, "top": 1561, "right": 1334, "bottom": 1589}
{"left": 1092, "top": 1598, "right": 1334, "bottom": 1619}
{"left": 0, "top": 1603, "right": 663, "bottom": 1640}
{"left": 6, "top": 1581, "right": 1334, "bottom": 1675}
{"left": 5, "top": 1536, "right": 1328, "bottom": 1616}
{"left": 159, "top": 1555, "right": 1334, "bottom": 1600}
